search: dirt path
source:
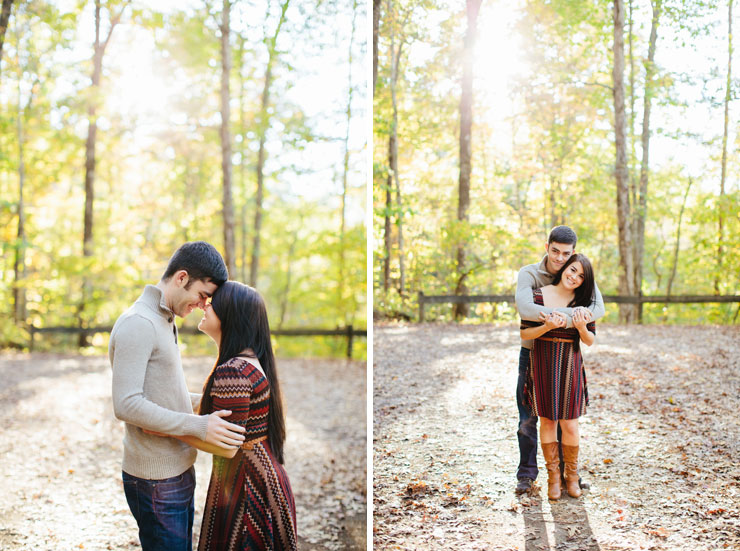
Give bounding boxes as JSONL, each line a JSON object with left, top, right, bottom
{"left": 373, "top": 323, "right": 740, "bottom": 551}
{"left": 0, "top": 353, "right": 366, "bottom": 551}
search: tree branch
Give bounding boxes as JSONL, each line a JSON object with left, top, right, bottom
{"left": 100, "top": 0, "right": 130, "bottom": 58}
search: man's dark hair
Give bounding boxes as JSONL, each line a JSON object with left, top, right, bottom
{"left": 548, "top": 225, "right": 577, "bottom": 247}
{"left": 161, "top": 241, "right": 228, "bottom": 286}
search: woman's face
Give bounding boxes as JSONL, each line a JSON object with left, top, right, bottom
{"left": 198, "top": 301, "right": 222, "bottom": 342}
{"left": 561, "top": 261, "right": 585, "bottom": 290}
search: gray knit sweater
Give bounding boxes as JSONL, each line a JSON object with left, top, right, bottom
{"left": 515, "top": 255, "right": 605, "bottom": 349}
{"left": 109, "top": 284, "right": 209, "bottom": 479}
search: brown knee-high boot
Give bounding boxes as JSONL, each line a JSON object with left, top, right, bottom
{"left": 562, "top": 444, "right": 582, "bottom": 498}
{"left": 541, "top": 441, "right": 561, "bottom": 500}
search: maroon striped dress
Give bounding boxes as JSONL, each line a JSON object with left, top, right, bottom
{"left": 521, "top": 288, "right": 594, "bottom": 420}
{"left": 198, "top": 357, "right": 297, "bottom": 551}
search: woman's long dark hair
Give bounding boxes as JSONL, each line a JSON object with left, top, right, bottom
{"left": 551, "top": 253, "right": 595, "bottom": 354}
{"left": 198, "top": 281, "right": 287, "bottom": 464}
{"left": 552, "top": 253, "right": 595, "bottom": 308}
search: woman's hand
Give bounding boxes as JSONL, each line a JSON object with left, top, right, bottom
{"left": 572, "top": 309, "right": 588, "bottom": 330}
{"left": 573, "top": 307, "right": 592, "bottom": 323}
{"left": 573, "top": 308, "right": 595, "bottom": 346}
{"left": 522, "top": 311, "right": 566, "bottom": 341}
{"left": 544, "top": 312, "right": 566, "bottom": 330}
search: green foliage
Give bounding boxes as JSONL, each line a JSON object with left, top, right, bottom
{"left": 374, "top": 0, "right": 739, "bottom": 324}
{"left": 1, "top": 0, "right": 366, "bottom": 357}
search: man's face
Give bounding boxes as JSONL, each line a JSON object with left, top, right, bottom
{"left": 171, "top": 274, "right": 218, "bottom": 318}
{"left": 545, "top": 241, "right": 574, "bottom": 274}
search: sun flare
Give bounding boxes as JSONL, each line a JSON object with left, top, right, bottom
{"left": 473, "top": 2, "right": 527, "bottom": 153}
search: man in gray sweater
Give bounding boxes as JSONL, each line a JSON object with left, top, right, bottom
{"left": 514, "top": 226, "right": 605, "bottom": 495}
{"left": 110, "top": 241, "right": 246, "bottom": 551}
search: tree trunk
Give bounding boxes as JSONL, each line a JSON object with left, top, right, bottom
{"left": 0, "top": 0, "right": 13, "bottom": 81}
{"left": 250, "top": 0, "right": 290, "bottom": 288}
{"left": 612, "top": 0, "right": 636, "bottom": 323}
{"left": 250, "top": 76, "right": 268, "bottom": 288}
{"left": 717, "top": 0, "right": 732, "bottom": 294}
{"left": 373, "top": 0, "right": 380, "bottom": 93}
{"left": 453, "top": 0, "right": 481, "bottom": 320}
{"left": 238, "top": 32, "right": 248, "bottom": 283}
{"left": 548, "top": 177, "right": 558, "bottom": 228}
{"left": 393, "top": 144, "right": 404, "bottom": 299}
{"left": 339, "top": 0, "right": 358, "bottom": 321}
{"left": 651, "top": 239, "right": 665, "bottom": 290}
{"left": 388, "top": 2, "right": 404, "bottom": 298}
{"left": 84, "top": 1, "right": 104, "bottom": 259}
{"left": 13, "top": 68, "right": 26, "bottom": 325}
{"left": 220, "top": 0, "right": 235, "bottom": 278}
{"left": 79, "top": 7, "right": 101, "bottom": 346}
{"left": 664, "top": 178, "right": 692, "bottom": 320}
{"left": 635, "top": 0, "right": 662, "bottom": 323}
{"left": 79, "top": 0, "right": 123, "bottom": 346}
{"left": 628, "top": 0, "right": 637, "bottom": 254}
{"left": 383, "top": 177, "right": 392, "bottom": 294}
{"left": 278, "top": 220, "right": 301, "bottom": 329}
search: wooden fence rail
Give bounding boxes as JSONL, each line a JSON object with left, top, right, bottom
{"left": 29, "top": 325, "right": 367, "bottom": 359}
{"left": 417, "top": 291, "right": 740, "bottom": 322}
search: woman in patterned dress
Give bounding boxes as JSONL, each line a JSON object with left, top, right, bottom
{"left": 520, "top": 254, "right": 596, "bottom": 501}
{"left": 148, "top": 281, "right": 297, "bottom": 550}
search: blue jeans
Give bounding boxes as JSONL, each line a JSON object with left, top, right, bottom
{"left": 122, "top": 467, "right": 195, "bottom": 551}
{"left": 516, "top": 347, "right": 539, "bottom": 480}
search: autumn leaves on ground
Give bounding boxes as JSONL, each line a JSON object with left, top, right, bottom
{"left": 0, "top": 354, "right": 366, "bottom": 551}
{"left": 373, "top": 324, "right": 740, "bottom": 551}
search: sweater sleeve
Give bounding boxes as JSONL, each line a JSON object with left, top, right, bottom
{"left": 190, "top": 392, "right": 203, "bottom": 413}
{"left": 210, "top": 363, "right": 253, "bottom": 429}
{"left": 515, "top": 268, "right": 554, "bottom": 321}
{"left": 111, "top": 315, "right": 208, "bottom": 439}
{"left": 588, "top": 281, "right": 606, "bottom": 321}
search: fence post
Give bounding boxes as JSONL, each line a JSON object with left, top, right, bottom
{"left": 29, "top": 325, "right": 35, "bottom": 353}
{"left": 346, "top": 325, "right": 354, "bottom": 359}
{"left": 418, "top": 291, "right": 425, "bottom": 322}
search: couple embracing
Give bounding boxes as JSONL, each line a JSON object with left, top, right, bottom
{"left": 109, "top": 241, "right": 297, "bottom": 550}
{"left": 514, "top": 226, "right": 604, "bottom": 501}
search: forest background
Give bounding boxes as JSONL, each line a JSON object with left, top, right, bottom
{"left": 373, "top": 0, "right": 739, "bottom": 325}
{"left": 1, "top": 0, "right": 367, "bottom": 358}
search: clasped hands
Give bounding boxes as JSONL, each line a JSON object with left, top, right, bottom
{"left": 538, "top": 307, "right": 592, "bottom": 330}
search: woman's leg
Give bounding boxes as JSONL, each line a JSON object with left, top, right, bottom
{"left": 559, "top": 419, "right": 579, "bottom": 446}
{"left": 539, "top": 417, "right": 561, "bottom": 499}
{"left": 539, "top": 417, "right": 558, "bottom": 444}
{"left": 559, "top": 419, "right": 582, "bottom": 498}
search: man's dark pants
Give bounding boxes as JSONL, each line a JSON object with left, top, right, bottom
{"left": 516, "top": 347, "right": 539, "bottom": 481}
{"left": 517, "top": 347, "right": 567, "bottom": 482}
{"left": 122, "top": 466, "right": 196, "bottom": 551}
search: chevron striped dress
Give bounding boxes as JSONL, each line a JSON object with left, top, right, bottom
{"left": 521, "top": 288, "right": 594, "bottom": 420}
{"left": 198, "top": 357, "right": 297, "bottom": 551}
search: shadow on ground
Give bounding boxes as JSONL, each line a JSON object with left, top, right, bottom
{"left": 374, "top": 323, "right": 740, "bottom": 551}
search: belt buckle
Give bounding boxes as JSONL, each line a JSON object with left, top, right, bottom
{"left": 241, "top": 436, "right": 266, "bottom": 451}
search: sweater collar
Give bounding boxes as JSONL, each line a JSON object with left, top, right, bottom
{"left": 139, "top": 284, "right": 175, "bottom": 322}
{"left": 537, "top": 255, "right": 556, "bottom": 281}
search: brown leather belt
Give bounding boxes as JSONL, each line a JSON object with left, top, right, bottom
{"left": 539, "top": 336, "right": 574, "bottom": 343}
{"left": 241, "top": 435, "right": 267, "bottom": 450}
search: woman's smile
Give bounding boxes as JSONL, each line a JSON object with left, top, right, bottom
{"left": 562, "top": 262, "right": 585, "bottom": 289}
